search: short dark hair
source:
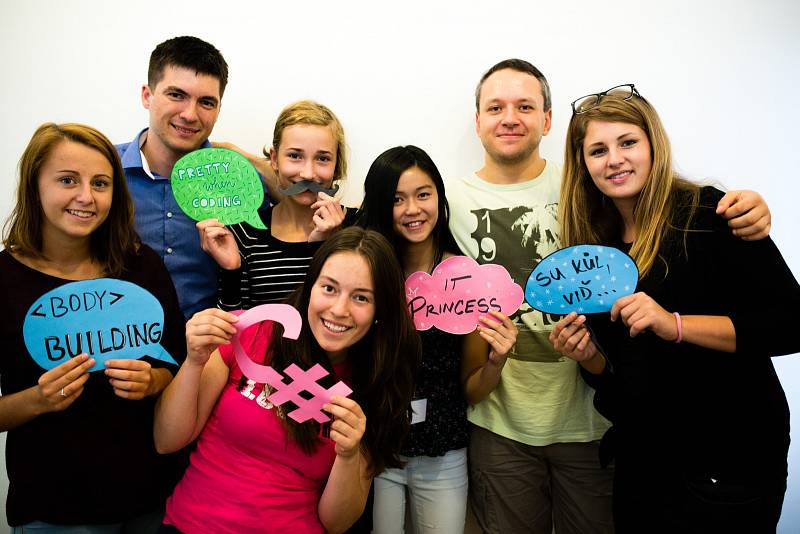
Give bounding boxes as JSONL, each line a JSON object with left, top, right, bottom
{"left": 475, "top": 58, "right": 551, "bottom": 112}
{"left": 148, "top": 36, "right": 229, "bottom": 96}
{"left": 355, "top": 145, "right": 460, "bottom": 270}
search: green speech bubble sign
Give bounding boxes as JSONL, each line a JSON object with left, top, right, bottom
{"left": 171, "top": 148, "right": 266, "bottom": 229}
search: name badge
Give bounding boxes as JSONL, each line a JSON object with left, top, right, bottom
{"left": 411, "top": 398, "right": 427, "bottom": 424}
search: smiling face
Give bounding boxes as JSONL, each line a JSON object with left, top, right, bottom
{"left": 582, "top": 120, "right": 652, "bottom": 214}
{"left": 270, "top": 124, "right": 337, "bottom": 207}
{"left": 392, "top": 166, "right": 439, "bottom": 246}
{"left": 308, "top": 251, "right": 376, "bottom": 362}
{"left": 476, "top": 68, "right": 552, "bottom": 166}
{"left": 38, "top": 140, "right": 113, "bottom": 247}
{"left": 141, "top": 65, "right": 222, "bottom": 162}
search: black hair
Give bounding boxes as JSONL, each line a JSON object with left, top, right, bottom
{"left": 355, "top": 145, "right": 461, "bottom": 272}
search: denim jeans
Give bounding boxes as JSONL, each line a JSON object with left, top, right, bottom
{"left": 373, "top": 448, "right": 468, "bottom": 533}
{"left": 11, "top": 510, "right": 163, "bottom": 534}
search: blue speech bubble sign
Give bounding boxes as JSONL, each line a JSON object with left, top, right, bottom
{"left": 23, "top": 279, "right": 177, "bottom": 372}
{"left": 525, "top": 245, "right": 639, "bottom": 315}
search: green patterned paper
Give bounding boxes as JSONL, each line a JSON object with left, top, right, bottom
{"left": 170, "top": 148, "right": 266, "bottom": 229}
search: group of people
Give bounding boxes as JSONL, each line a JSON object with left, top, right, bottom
{"left": 0, "top": 34, "right": 797, "bottom": 534}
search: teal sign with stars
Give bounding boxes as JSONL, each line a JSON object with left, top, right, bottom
{"left": 525, "top": 245, "right": 638, "bottom": 315}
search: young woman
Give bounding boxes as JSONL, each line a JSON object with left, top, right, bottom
{"left": 354, "top": 145, "right": 518, "bottom": 533}
{"left": 198, "top": 100, "right": 345, "bottom": 308}
{"left": 551, "top": 85, "right": 800, "bottom": 532}
{"left": 155, "top": 227, "right": 420, "bottom": 533}
{"left": 0, "top": 123, "right": 186, "bottom": 532}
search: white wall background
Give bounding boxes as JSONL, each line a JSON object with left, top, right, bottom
{"left": 0, "top": 0, "right": 798, "bottom": 530}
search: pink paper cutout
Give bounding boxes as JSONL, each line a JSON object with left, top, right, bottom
{"left": 405, "top": 255, "right": 524, "bottom": 334}
{"left": 231, "top": 304, "right": 352, "bottom": 423}
{"left": 232, "top": 304, "right": 301, "bottom": 384}
{"left": 267, "top": 364, "right": 353, "bottom": 423}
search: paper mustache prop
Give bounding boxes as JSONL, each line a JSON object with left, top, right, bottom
{"left": 278, "top": 180, "right": 339, "bottom": 197}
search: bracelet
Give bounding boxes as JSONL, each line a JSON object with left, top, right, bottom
{"left": 673, "top": 312, "right": 682, "bottom": 343}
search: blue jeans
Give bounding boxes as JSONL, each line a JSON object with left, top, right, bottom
{"left": 11, "top": 525, "right": 122, "bottom": 534}
{"left": 373, "top": 448, "right": 467, "bottom": 533}
{"left": 11, "top": 510, "right": 163, "bottom": 534}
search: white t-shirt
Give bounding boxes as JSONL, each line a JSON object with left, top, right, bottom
{"left": 447, "top": 161, "right": 610, "bottom": 446}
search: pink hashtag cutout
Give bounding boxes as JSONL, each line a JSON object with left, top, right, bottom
{"left": 231, "top": 304, "right": 353, "bottom": 423}
{"left": 267, "top": 364, "right": 353, "bottom": 423}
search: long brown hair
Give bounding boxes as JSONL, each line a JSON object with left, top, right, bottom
{"left": 560, "top": 93, "right": 699, "bottom": 278}
{"left": 268, "top": 227, "right": 420, "bottom": 475}
{"left": 3, "top": 123, "right": 139, "bottom": 276}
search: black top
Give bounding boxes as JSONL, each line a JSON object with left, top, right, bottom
{"left": 403, "top": 328, "right": 468, "bottom": 457}
{"left": 218, "top": 204, "right": 322, "bottom": 310}
{"left": 345, "top": 208, "right": 469, "bottom": 456}
{"left": 0, "top": 246, "right": 187, "bottom": 526}
{"left": 585, "top": 187, "right": 800, "bottom": 480}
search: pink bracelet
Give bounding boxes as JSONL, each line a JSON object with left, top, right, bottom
{"left": 673, "top": 312, "right": 682, "bottom": 343}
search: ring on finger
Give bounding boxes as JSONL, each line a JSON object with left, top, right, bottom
{"left": 60, "top": 387, "right": 67, "bottom": 397}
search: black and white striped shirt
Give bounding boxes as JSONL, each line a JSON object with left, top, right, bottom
{"left": 218, "top": 204, "right": 322, "bottom": 310}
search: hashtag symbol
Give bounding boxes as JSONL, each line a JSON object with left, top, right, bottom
{"left": 265, "top": 363, "right": 353, "bottom": 423}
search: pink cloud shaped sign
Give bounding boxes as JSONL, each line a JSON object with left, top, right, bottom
{"left": 405, "top": 255, "right": 523, "bottom": 334}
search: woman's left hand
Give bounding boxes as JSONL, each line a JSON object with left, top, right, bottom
{"left": 309, "top": 192, "right": 344, "bottom": 242}
{"left": 323, "top": 395, "right": 366, "bottom": 458}
{"left": 477, "top": 310, "right": 518, "bottom": 366}
{"left": 611, "top": 292, "right": 678, "bottom": 341}
{"left": 104, "top": 359, "right": 157, "bottom": 400}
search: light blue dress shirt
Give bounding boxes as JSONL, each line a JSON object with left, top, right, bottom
{"left": 117, "top": 129, "right": 218, "bottom": 320}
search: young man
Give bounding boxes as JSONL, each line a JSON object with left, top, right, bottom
{"left": 117, "top": 36, "right": 229, "bottom": 319}
{"left": 448, "top": 59, "right": 772, "bottom": 534}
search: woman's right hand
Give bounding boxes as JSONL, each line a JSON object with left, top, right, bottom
{"left": 34, "top": 354, "right": 94, "bottom": 414}
{"left": 196, "top": 218, "right": 241, "bottom": 270}
{"left": 550, "top": 312, "right": 598, "bottom": 362}
{"left": 185, "top": 308, "right": 239, "bottom": 367}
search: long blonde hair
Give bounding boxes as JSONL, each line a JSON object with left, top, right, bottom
{"left": 560, "top": 92, "right": 699, "bottom": 279}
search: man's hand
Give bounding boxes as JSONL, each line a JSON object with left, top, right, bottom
{"left": 716, "top": 190, "right": 771, "bottom": 241}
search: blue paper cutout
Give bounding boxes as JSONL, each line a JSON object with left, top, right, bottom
{"left": 23, "top": 279, "right": 177, "bottom": 372}
{"left": 525, "top": 245, "right": 639, "bottom": 315}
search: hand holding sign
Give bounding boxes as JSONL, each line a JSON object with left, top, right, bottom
{"left": 23, "top": 279, "right": 177, "bottom": 372}
{"left": 171, "top": 148, "right": 266, "bottom": 229}
{"left": 232, "top": 304, "right": 353, "bottom": 423}
{"left": 405, "top": 256, "right": 524, "bottom": 334}
{"left": 611, "top": 292, "right": 678, "bottom": 341}
{"left": 323, "top": 395, "right": 366, "bottom": 459}
{"left": 525, "top": 245, "right": 639, "bottom": 315}
{"left": 196, "top": 219, "right": 242, "bottom": 270}
{"left": 477, "top": 311, "right": 519, "bottom": 366}
{"left": 31, "top": 354, "right": 95, "bottom": 414}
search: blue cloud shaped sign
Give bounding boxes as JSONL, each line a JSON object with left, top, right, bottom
{"left": 525, "top": 245, "right": 639, "bottom": 315}
{"left": 23, "top": 279, "right": 177, "bottom": 372}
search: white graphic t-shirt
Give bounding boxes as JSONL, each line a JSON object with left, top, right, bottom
{"left": 447, "top": 161, "right": 610, "bottom": 446}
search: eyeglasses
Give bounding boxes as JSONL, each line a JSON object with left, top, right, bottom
{"left": 570, "top": 84, "right": 641, "bottom": 115}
